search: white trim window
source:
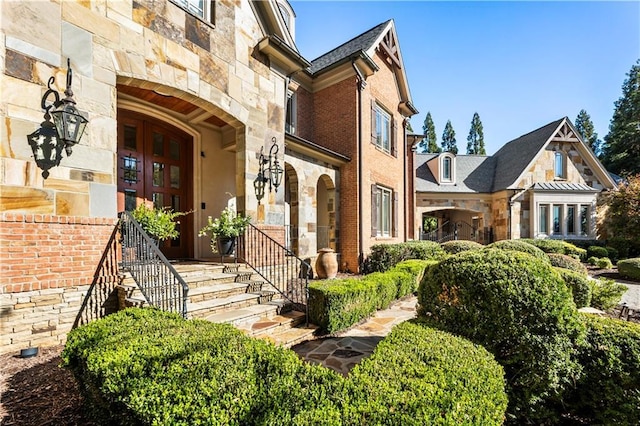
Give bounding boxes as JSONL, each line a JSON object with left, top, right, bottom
{"left": 374, "top": 105, "right": 391, "bottom": 153}
{"left": 580, "top": 205, "right": 589, "bottom": 236}
{"left": 285, "top": 91, "right": 296, "bottom": 134}
{"left": 539, "top": 204, "right": 549, "bottom": 235}
{"left": 371, "top": 184, "right": 398, "bottom": 238}
{"left": 172, "top": 0, "right": 215, "bottom": 22}
{"left": 443, "top": 156, "right": 452, "bottom": 182}
{"left": 554, "top": 151, "right": 566, "bottom": 179}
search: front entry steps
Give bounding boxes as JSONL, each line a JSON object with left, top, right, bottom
{"left": 117, "top": 261, "right": 317, "bottom": 348}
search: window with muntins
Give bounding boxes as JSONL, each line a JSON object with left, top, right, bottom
{"left": 553, "top": 205, "right": 562, "bottom": 233}
{"left": 375, "top": 105, "right": 391, "bottom": 153}
{"left": 371, "top": 185, "right": 397, "bottom": 238}
{"left": 171, "top": 0, "right": 214, "bottom": 23}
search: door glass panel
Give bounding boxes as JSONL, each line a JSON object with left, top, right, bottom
{"left": 153, "top": 193, "right": 164, "bottom": 209}
{"left": 123, "top": 156, "right": 138, "bottom": 184}
{"left": 153, "top": 132, "right": 164, "bottom": 156}
{"left": 153, "top": 162, "right": 164, "bottom": 187}
{"left": 170, "top": 140, "right": 180, "bottom": 160}
{"left": 124, "top": 189, "right": 137, "bottom": 211}
{"left": 170, "top": 165, "right": 180, "bottom": 189}
{"left": 172, "top": 195, "right": 181, "bottom": 212}
{"left": 124, "top": 125, "right": 137, "bottom": 150}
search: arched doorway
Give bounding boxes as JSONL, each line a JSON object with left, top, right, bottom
{"left": 284, "top": 164, "right": 299, "bottom": 254}
{"left": 316, "top": 175, "right": 336, "bottom": 251}
{"left": 117, "top": 109, "right": 194, "bottom": 259}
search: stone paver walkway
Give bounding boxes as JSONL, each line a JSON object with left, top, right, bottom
{"left": 291, "top": 296, "right": 417, "bottom": 376}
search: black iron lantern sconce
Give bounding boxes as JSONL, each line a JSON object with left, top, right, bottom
{"left": 27, "top": 59, "right": 88, "bottom": 178}
{"left": 254, "top": 137, "right": 284, "bottom": 204}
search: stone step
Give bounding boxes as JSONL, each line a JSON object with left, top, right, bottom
{"left": 187, "top": 282, "right": 251, "bottom": 303}
{"left": 203, "top": 302, "right": 284, "bottom": 325}
{"left": 188, "top": 293, "right": 279, "bottom": 318}
{"left": 236, "top": 310, "right": 307, "bottom": 337}
{"left": 259, "top": 324, "right": 320, "bottom": 348}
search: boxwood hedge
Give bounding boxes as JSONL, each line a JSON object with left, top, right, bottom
{"left": 62, "top": 308, "right": 508, "bottom": 425}
{"left": 487, "top": 239, "right": 549, "bottom": 261}
{"left": 519, "top": 238, "right": 566, "bottom": 254}
{"left": 562, "top": 315, "right": 640, "bottom": 425}
{"left": 618, "top": 258, "right": 640, "bottom": 280}
{"left": 589, "top": 278, "right": 628, "bottom": 311}
{"left": 417, "top": 249, "right": 585, "bottom": 424}
{"left": 547, "top": 253, "right": 588, "bottom": 276}
{"left": 440, "top": 240, "right": 483, "bottom": 254}
{"left": 362, "top": 241, "right": 445, "bottom": 273}
{"left": 554, "top": 267, "right": 591, "bottom": 308}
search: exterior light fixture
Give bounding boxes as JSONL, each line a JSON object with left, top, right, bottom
{"left": 254, "top": 137, "right": 284, "bottom": 204}
{"left": 27, "top": 58, "right": 88, "bottom": 178}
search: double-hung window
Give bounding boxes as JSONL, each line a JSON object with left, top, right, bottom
{"left": 172, "top": 0, "right": 215, "bottom": 23}
{"left": 372, "top": 185, "right": 397, "bottom": 238}
{"left": 374, "top": 105, "right": 391, "bottom": 153}
{"left": 443, "top": 156, "right": 452, "bottom": 181}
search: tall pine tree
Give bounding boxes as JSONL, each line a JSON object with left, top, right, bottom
{"left": 601, "top": 60, "right": 640, "bottom": 175}
{"left": 441, "top": 120, "right": 458, "bottom": 154}
{"left": 466, "top": 112, "right": 486, "bottom": 155}
{"left": 422, "top": 112, "right": 440, "bottom": 153}
{"left": 574, "top": 109, "right": 600, "bottom": 155}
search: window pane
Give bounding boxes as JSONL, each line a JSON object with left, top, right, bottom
{"left": 123, "top": 156, "right": 138, "bottom": 184}
{"left": 153, "top": 162, "right": 164, "bottom": 187}
{"left": 580, "top": 205, "right": 589, "bottom": 235}
{"left": 170, "top": 165, "right": 180, "bottom": 189}
{"left": 170, "top": 140, "right": 180, "bottom": 160}
{"left": 539, "top": 205, "right": 548, "bottom": 234}
{"left": 124, "top": 190, "right": 136, "bottom": 211}
{"left": 567, "top": 206, "right": 575, "bottom": 234}
{"left": 124, "top": 125, "right": 137, "bottom": 151}
{"left": 153, "top": 133, "right": 164, "bottom": 156}
{"left": 555, "top": 152, "right": 564, "bottom": 178}
{"left": 375, "top": 107, "right": 391, "bottom": 153}
{"left": 172, "top": 195, "right": 181, "bottom": 212}
{"left": 443, "top": 157, "right": 451, "bottom": 180}
{"left": 153, "top": 193, "right": 164, "bottom": 209}
{"left": 553, "top": 205, "right": 561, "bottom": 233}
{"left": 382, "top": 190, "right": 390, "bottom": 235}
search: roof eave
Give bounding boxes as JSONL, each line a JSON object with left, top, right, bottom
{"left": 285, "top": 133, "right": 351, "bottom": 166}
{"left": 258, "top": 35, "right": 312, "bottom": 75}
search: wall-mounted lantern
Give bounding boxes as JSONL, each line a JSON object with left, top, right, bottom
{"left": 254, "top": 137, "right": 284, "bottom": 204}
{"left": 27, "top": 59, "right": 88, "bottom": 178}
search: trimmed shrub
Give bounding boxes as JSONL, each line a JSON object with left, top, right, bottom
{"left": 587, "top": 256, "right": 599, "bottom": 266}
{"left": 63, "top": 308, "right": 508, "bottom": 426}
{"left": 547, "top": 253, "right": 588, "bottom": 276}
{"left": 562, "top": 242, "right": 587, "bottom": 261}
{"left": 488, "top": 239, "right": 549, "bottom": 261}
{"left": 563, "top": 315, "right": 640, "bottom": 425}
{"left": 605, "top": 246, "right": 619, "bottom": 263}
{"left": 520, "top": 238, "right": 566, "bottom": 254}
{"left": 555, "top": 267, "right": 592, "bottom": 308}
{"left": 62, "top": 308, "right": 345, "bottom": 425}
{"left": 440, "top": 240, "right": 483, "bottom": 254}
{"left": 596, "top": 257, "right": 613, "bottom": 269}
{"left": 589, "top": 278, "right": 628, "bottom": 311}
{"left": 309, "top": 260, "right": 436, "bottom": 333}
{"left": 418, "top": 249, "right": 585, "bottom": 424}
{"left": 345, "top": 321, "right": 507, "bottom": 426}
{"left": 618, "top": 258, "right": 640, "bottom": 281}
{"left": 587, "top": 245, "right": 609, "bottom": 259}
{"left": 362, "top": 241, "right": 445, "bottom": 273}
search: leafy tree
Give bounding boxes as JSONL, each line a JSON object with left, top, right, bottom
{"left": 602, "top": 174, "right": 640, "bottom": 243}
{"left": 466, "top": 112, "right": 486, "bottom": 155}
{"left": 441, "top": 120, "right": 458, "bottom": 154}
{"left": 601, "top": 60, "right": 640, "bottom": 175}
{"left": 574, "top": 109, "right": 601, "bottom": 155}
{"left": 421, "top": 112, "right": 440, "bottom": 153}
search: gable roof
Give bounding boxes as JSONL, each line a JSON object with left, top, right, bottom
{"left": 415, "top": 154, "right": 496, "bottom": 193}
{"left": 491, "top": 118, "right": 564, "bottom": 191}
{"left": 308, "top": 20, "right": 390, "bottom": 75}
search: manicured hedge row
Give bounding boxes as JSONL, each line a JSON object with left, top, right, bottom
{"left": 62, "top": 308, "right": 508, "bottom": 425}
{"left": 589, "top": 278, "right": 628, "bottom": 311}
{"left": 418, "top": 249, "right": 585, "bottom": 424}
{"left": 562, "top": 315, "right": 640, "bottom": 425}
{"left": 554, "top": 267, "right": 592, "bottom": 308}
{"left": 618, "top": 258, "right": 640, "bottom": 280}
{"left": 547, "top": 253, "right": 588, "bottom": 276}
{"left": 519, "top": 238, "right": 586, "bottom": 260}
{"left": 487, "top": 239, "right": 550, "bottom": 261}
{"left": 309, "top": 260, "right": 436, "bottom": 333}
{"left": 362, "top": 241, "right": 445, "bottom": 273}
{"left": 440, "top": 240, "right": 483, "bottom": 254}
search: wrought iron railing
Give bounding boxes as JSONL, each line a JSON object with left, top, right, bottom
{"left": 119, "top": 211, "right": 189, "bottom": 318}
{"left": 238, "top": 223, "right": 311, "bottom": 321}
{"left": 421, "top": 221, "right": 481, "bottom": 243}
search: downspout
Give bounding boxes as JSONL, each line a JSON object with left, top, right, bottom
{"left": 402, "top": 119, "right": 408, "bottom": 241}
{"left": 352, "top": 61, "right": 365, "bottom": 269}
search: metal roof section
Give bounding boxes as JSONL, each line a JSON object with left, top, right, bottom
{"left": 532, "top": 182, "right": 598, "bottom": 192}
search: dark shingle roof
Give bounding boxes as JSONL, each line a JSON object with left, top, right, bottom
{"left": 308, "top": 20, "right": 391, "bottom": 75}
{"left": 415, "top": 154, "right": 497, "bottom": 193}
{"left": 491, "top": 118, "right": 565, "bottom": 191}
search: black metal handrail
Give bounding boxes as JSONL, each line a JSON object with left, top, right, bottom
{"left": 119, "top": 211, "right": 189, "bottom": 318}
{"left": 421, "top": 220, "right": 479, "bottom": 243}
{"left": 237, "top": 223, "right": 311, "bottom": 322}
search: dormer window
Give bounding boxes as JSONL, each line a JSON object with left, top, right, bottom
{"left": 554, "top": 151, "right": 566, "bottom": 179}
{"left": 439, "top": 153, "right": 455, "bottom": 184}
{"left": 443, "top": 157, "right": 452, "bottom": 181}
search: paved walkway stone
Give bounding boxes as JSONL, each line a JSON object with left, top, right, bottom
{"left": 291, "top": 296, "right": 417, "bottom": 376}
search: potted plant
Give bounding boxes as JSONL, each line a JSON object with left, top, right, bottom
{"left": 131, "top": 204, "right": 191, "bottom": 243}
{"left": 198, "top": 207, "right": 251, "bottom": 255}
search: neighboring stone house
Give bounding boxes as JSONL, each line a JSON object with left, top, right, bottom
{"left": 411, "top": 117, "right": 616, "bottom": 242}
{"left": 0, "top": 1, "right": 417, "bottom": 354}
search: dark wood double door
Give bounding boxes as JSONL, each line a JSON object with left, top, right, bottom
{"left": 117, "top": 110, "right": 193, "bottom": 259}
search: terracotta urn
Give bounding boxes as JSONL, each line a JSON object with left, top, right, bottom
{"left": 315, "top": 248, "right": 338, "bottom": 279}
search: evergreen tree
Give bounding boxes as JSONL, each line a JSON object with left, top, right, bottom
{"left": 466, "top": 112, "right": 486, "bottom": 155}
{"left": 601, "top": 60, "right": 640, "bottom": 175}
{"left": 421, "top": 112, "right": 440, "bottom": 153}
{"left": 574, "top": 109, "right": 600, "bottom": 155}
{"left": 441, "top": 120, "right": 458, "bottom": 154}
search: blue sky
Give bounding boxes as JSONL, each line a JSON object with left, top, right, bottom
{"left": 289, "top": 1, "right": 640, "bottom": 155}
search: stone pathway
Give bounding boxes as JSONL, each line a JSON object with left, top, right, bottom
{"left": 291, "top": 296, "right": 417, "bottom": 376}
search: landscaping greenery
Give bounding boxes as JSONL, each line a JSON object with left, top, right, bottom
{"left": 417, "top": 249, "right": 585, "bottom": 424}
{"left": 130, "top": 204, "right": 191, "bottom": 241}
{"left": 596, "top": 257, "right": 614, "bottom": 269}
{"left": 547, "top": 253, "right": 588, "bottom": 275}
{"left": 554, "top": 267, "right": 592, "bottom": 308}
{"left": 488, "top": 239, "right": 550, "bottom": 261}
{"left": 440, "top": 239, "right": 483, "bottom": 254}
{"left": 62, "top": 308, "right": 508, "bottom": 426}
{"left": 618, "top": 258, "right": 640, "bottom": 280}
{"left": 361, "top": 241, "right": 445, "bottom": 273}
{"left": 589, "top": 277, "right": 628, "bottom": 311}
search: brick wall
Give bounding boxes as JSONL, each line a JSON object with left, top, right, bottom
{"left": 0, "top": 213, "right": 120, "bottom": 355}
